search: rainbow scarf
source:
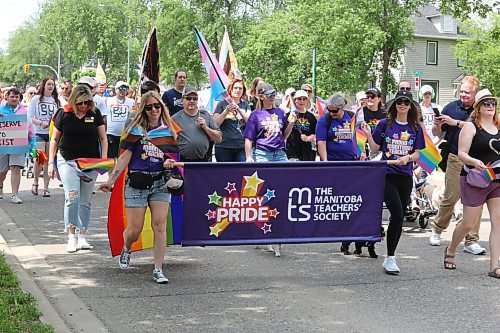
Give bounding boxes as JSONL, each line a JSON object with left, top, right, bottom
{"left": 107, "top": 120, "right": 183, "bottom": 256}
{"left": 415, "top": 125, "right": 442, "bottom": 174}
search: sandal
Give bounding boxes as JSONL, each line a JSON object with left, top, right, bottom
{"left": 488, "top": 267, "right": 500, "bottom": 279}
{"left": 444, "top": 246, "right": 456, "bottom": 270}
{"left": 42, "top": 190, "right": 50, "bottom": 197}
{"left": 31, "top": 184, "right": 38, "bottom": 195}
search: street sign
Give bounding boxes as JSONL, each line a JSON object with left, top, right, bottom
{"left": 413, "top": 70, "right": 423, "bottom": 77}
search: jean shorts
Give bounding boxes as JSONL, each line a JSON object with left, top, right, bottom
{"left": 124, "top": 173, "right": 171, "bottom": 208}
{"left": 36, "top": 133, "right": 50, "bottom": 143}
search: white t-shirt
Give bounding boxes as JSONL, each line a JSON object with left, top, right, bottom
{"left": 104, "top": 96, "right": 135, "bottom": 136}
{"left": 28, "top": 95, "right": 58, "bottom": 134}
{"left": 93, "top": 94, "right": 107, "bottom": 118}
{"left": 420, "top": 102, "right": 442, "bottom": 143}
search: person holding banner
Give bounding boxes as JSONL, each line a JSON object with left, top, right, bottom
{"left": 286, "top": 90, "right": 317, "bottom": 161}
{"left": 99, "top": 91, "right": 178, "bottom": 284}
{"left": 29, "top": 77, "right": 60, "bottom": 197}
{"left": 48, "top": 85, "right": 107, "bottom": 253}
{"left": 363, "top": 90, "right": 425, "bottom": 274}
{"left": 244, "top": 83, "right": 296, "bottom": 257}
{"left": 213, "top": 78, "right": 250, "bottom": 162}
{"left": 444, "top": 89, "right": 499, "bottom": 278}
{"left": 0, "top": 88, "right": 34, "bottom": 204}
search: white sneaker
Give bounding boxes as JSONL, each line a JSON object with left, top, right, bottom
{"left": 66, "top": 237, "right": 77, "bottom": 253}
{"left": 153, "top": 269, "right": 169, "bottom": 284}
{"left": 383, "top": 256, "right": 400, "bottom": 274}
{"left": 77, "top": 237, "right": 92, "bottom": 250}
{"left": 10, "top": 195, "right": 22, "bottom": 204}
{"left": 273, "top": 244, "right": 281, "bottom": 257}
{"left": 429, "top": 228, "right": 442, "bottom": 246}
{"left": 463, "top": 243, "right": 486, "bottom": 255}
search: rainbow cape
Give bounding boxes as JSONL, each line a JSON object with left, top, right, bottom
{"left": 415, "top": 125, "right": 442, "bottom": 174}
{"left": 107, "top": 120, "right": 183, "bottom": 256}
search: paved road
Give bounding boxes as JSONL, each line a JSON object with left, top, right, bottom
{"left": 0, "top": 174, "right": 498, "bottom": 333}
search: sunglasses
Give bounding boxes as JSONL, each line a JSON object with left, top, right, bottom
{"left": 265, "top": 92, "right": 276, "bottom": 99}
{"left": 61, "top": 87, "right": 69, "bottom": 90}
{"left": 328, "top": 108, "right": 341, "bottom": 113}
{"left": 145, "top": 103, "right": 161, "bottom": 112}
{"left": 303, "top": 89, "right": 312, "bottom": 93}
{"left": 295, "top": 97, "right": 308, "bottom": 101}
{"left": 76, "top": 100, "right": 92, "bottom": 106}
{"left": 118, "top": 86, "right": 128, "bottom": 91}
{"left": 184, "top": 96, "right": 198, "bottom": 101}
{"left": 28, "top": 92, "right": 35, "bottom": 95}
{"left": 396, "top": 99, "right": 411, "bottom": 106}
{"left": 400, "top": 87, "right": 411, "bottom": 91}
{"left": 366, "top": 94, "right": 377, "bottom": 99}
{"left": 482, "top": 101, "right": 497, "bottom": 107}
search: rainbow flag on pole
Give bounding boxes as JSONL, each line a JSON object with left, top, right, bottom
{"left": 482, "top": 161, "right": 500, "bottom": 182}
{"left": 219, "top": 26, "right": 239, "bottom": 81}
{"left": 415, "top": 125, "right": 442, "bottom": 174}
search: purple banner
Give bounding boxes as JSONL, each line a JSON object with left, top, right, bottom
{"left": 182, "top": 161, "right": 386, "bottom": 246}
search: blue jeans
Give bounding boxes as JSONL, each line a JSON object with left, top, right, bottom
{"left": 57, "top": 154, "right": 97, "bottom": 231}
{"left": 253, "top": 149, "right": 288, "bottom": 162}
{"left": 215, "top": 147, "right": 246, "bottom": 162}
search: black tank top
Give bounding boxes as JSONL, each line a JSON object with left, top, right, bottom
{"left": 460, "top": 121, "right": 500, "bottom": 179}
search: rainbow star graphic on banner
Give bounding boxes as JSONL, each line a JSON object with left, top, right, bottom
{"left": 205, "top": 171, "right": 279, "bottom": 237}
{"left": 415, "top": 125, "right": 442, "bottom": 174}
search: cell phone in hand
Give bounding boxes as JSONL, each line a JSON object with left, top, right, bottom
{"left": 432, "top": 108, "right": 440, "bottom": 117}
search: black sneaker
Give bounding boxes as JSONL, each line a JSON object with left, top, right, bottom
{"left": 118, "top": 247, "right": 131, "bottom": 269}
{"left": 153, "top": 269, "right": 169, "bottom": 284}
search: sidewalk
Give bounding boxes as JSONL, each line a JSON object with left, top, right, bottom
{"left": 0, "top": 174, "right": 497, "bottom": 333}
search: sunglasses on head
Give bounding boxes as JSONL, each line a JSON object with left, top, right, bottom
{"left": 482, "top": 101, "right": 497, "bottom": 108}
{"left": 184, "top": 96, "right": 198, "bottom": 101}
{"left": 396, "top": 99, "right": 411, "bottom": 106}
{"left": 145, "top": 103, "right": 161, "bottom": 112}
{"left": 400, "top": 87, "right": 411, "bottom": 91}
{"left": 118, "top": 86, "right": 128, "bottom": 91}
{"left": 76, "top": 100, "right": 92, "bottom": 106}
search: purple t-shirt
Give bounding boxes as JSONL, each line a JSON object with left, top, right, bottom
{"left": 122, "top": 138, "right": 165, "bottom": 172}
{"left": 243, "top": 107, "right": 288, "bottom": 152}
{"left": 372, "top": 119, "right": 426, "bottom": 176}
{"left": 316, "top": 112, "right": 357, "bottom": 161}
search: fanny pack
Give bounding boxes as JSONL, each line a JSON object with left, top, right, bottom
{"left": 128, "top": 171, "right": 164, "bottom": 190}
{"left": 163, "top": 167, "right": 184, "bottom": 195}
{"left": 463, "top": 165, "right": 489, "bottom": 188}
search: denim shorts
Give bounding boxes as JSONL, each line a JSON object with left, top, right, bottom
{"left": 124, "top": 174, "right": 171, "bottom": 208}
{"left": 36, "top": 133, "right": 50, "bottom": 142}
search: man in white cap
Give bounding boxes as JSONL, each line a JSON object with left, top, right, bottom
{"left": 350, "top": 91, "right": 367, "bottom": 114}
{"left": 104, "top": 81, "right": 135, "bottom": 159}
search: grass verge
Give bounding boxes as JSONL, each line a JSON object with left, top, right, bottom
{"left": 0, "top": 252, "right": 54, "bottom": 333}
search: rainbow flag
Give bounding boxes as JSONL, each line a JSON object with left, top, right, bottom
{"left": 195, "top": 27, "right": 233, "bottom": 111}
{"left": 416, "top": 125, "right": 442, "bottom": 173}
{"left": 316, "top": 97, "right": 326, "bottom": 117}
{"left": 482, "top": 161, "right": 500, "bottom": 182}
{"left": 355, "top": 128, "right": 368, "bottom": 155}
{"left": 107, "top": 123, "right": 183, "bottom": 256}
{"left": 218, "top": 26, "right": 239, "bottom": 81}
{"left": 74, "top": 158, "right": 114, "bottom": 174}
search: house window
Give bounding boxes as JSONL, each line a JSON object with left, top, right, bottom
{"left": 421, "top": 80, "right": 439, "bottom": 104}
{"left": 426, "top": 41, "right": 438, "bottom": 65}
{"left": 443, "top": 15, "right": 453, "bottom": 32}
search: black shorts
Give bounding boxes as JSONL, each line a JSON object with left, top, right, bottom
{"left": 107, "top": 134, "right": 121, "bottom": 159}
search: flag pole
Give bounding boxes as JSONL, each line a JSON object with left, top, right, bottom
{"left": 194, "top": 26, "right": 227, "bottom": 90}
{"left": 312, "top": 48, "right": 317, "bottom": 100}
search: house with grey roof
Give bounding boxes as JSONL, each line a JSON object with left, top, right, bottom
{"left": 392, "top": 5, "right": 467, "bottom": 107}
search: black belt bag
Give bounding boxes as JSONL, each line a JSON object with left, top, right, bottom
{"left": 127, "top": 172, "right": 163, "bottom": 190}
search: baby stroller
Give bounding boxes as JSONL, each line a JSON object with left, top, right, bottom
{"left": 22, "top": 151, "right": 35, "bottom": 179}
{"left": 405, "top": 169, "right": 437, "bottom": 229}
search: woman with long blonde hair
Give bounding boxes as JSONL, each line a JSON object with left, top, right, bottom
{"left": 99, "top": 91, "right": 180, "bottom": 284}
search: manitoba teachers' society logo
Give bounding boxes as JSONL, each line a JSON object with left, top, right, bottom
{"left": 205, "top": 172, "right": 279, "bottom": 237}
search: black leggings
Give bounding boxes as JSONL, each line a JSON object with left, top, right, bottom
{"left": 384, "top": 174, "right": 413, "bottom": 256}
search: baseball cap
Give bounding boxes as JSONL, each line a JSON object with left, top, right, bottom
{"left": 258, "top": 83, "right": 276, "bottom": 95}
{"left": 394, "top": 90, "right": 414, "bottom": 102}
{"left": 115, "top": 81, "right": 129, "bottom": 89}
{"left": 365, "top": 87, "right": 381, "bottom": 97}
{"left": 182, "top": 86, "right": 198, "bottom": 97}
{"left": 293, "top": 90, "right": 308, "bottom": 99}
{"left": 78, "top": 76, "right": 96, "bottom": 88}
{"left": 327, "top": 93, "right": 346, "bottom": 110}
{"left": 355, "top": 91, "right": 367, "bottom": 101}
{"left": 284, "top": 87, "right": 296, "bottom": 96}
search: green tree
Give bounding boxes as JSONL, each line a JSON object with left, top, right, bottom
{"left": 455, "top": 14, "right": 500, "bottom": 94}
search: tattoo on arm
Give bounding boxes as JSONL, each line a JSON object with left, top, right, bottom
{"left": 109, "top": 169, "right": 122, "bottom": 184}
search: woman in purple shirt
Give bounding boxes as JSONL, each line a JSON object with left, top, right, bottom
{"left": 363, "top": 90, "right": 425, "bottom": 274}
{"left": 244, "top": 83, "right": 296, "bottom": 163}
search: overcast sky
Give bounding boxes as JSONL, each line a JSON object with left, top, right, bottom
{"left": 0, "top": 0, "right": 41, "bottom": 51}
